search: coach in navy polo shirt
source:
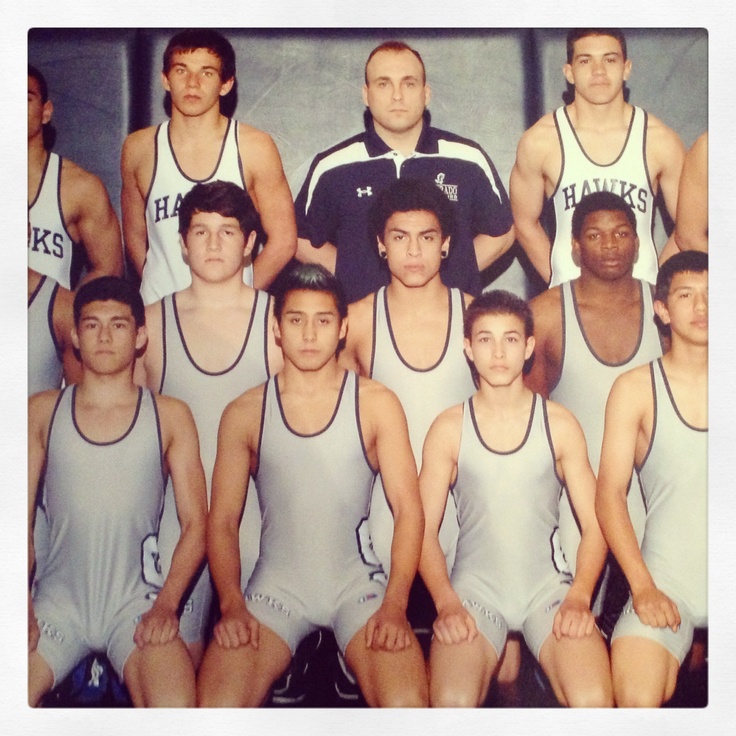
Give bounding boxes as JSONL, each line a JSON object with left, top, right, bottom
{"left": 295, "top": 41, "right": 514, "bottom": 303}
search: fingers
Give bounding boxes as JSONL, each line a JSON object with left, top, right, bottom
{"left": 554, "top": 604, "right": 596, "bottom": 639}
{"left": 366, "top": 613, "right": 412, "bottom": 651}
{"left": 214, "top": 614, "right": 260, "bottom": 649}
{"left": 433, "top": 611, "right": 475, "bottom": 645}
{"left": 134, "top": 612, "right": 180, "bottom": 647}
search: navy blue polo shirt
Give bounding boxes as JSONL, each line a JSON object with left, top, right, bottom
{"left": 295, "top": 116, "right": 512, "bottom": 303}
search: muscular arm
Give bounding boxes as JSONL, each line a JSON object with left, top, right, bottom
{"left": 121, "top": 131, "right": 153, "bottom": 279}
{"left": 136, "top": 397, "right": 207, "bottom": 646}
{"left": 65, "top": 164, "right": 123, "bottom": 285}
{"left": 595, "top": 370, "right": 680, "bottom": 631}
{"left": 550, "top": 403, "right": 607, "bottom": 638}
{"left": 240, "top": 126, "right": 297, "bottom": 289}
{"left": 295, "top": 238, "right": 337, "bottom": 273}
{"left": 510, "top": 126, "right": 555, "bottom": 284}
{"left": 524, "top": 289, "right": 561, "bottom": 397}
{"left": 363, "top": 383, "right": 424, "bottom": 650}
{"left": 418, "top": 407, "right": 477, "bottom": 644}
{"left": 674, "top": 132, "right": 708, "bottom": 253}
{"left": 208, "top": 391, "right": 262, "bottom": 648}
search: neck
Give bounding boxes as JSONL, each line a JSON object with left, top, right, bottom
{"left": 570, "top": 95, "right": 629, "bottom": 128}
{"left": 475, "top": 373, "right": 529, "bottom": 412}
{"left": 76, "top": 370, "right": 139, "bottom": 406}
{"left": 665, "top": 339, "right": 708, "bottom": 375}
{"left": 373, "top": 118, "right": 424, "bottom": 157}
{"left": 186, "top": 273, "right": 252, "bottom": 307}
{"left": 279, "top": 358, "right": 343, "bottom": 394}
{"left": 576, "top": 272, "right": 639, "bottom": 300}
{"left": 28, "top": 135, "right": 48, "bottom": 169}
{"left": 386, "top": 275, "right": 446, "bottom": 306}
{"left": 170, "top": 107, "right": 227, "bottom": 136}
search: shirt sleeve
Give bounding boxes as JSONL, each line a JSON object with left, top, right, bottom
{"left": 294, "top": 158, "right": 338, "bottom": 248}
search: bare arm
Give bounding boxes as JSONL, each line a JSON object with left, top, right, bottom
{"left": 595, "top": 370, "right": 680, "bottom": 631}
{"left": 474, "top": 227, "right": 515, "bottom": 273}
{"left": 524, "top": 289, "right": 561, "bottom": 397}
{"left": 674, "top": 132, "right": 708, "bottom": 253}
{"left": 240, "top": 127, "right": 297, "bottom": 289}
{"left": 550, "top": 402, "right": 607, "bottom": 639}
{"left": 65, "top": 165, "right": 123, "bottom": 285}
{"left": 264, "top": 298, "right": 284, "bottom": 377}
{"left": 510, "top": 127, "right": 554, "bottom": 284}
{"left": 362, "top": 382, "right": 424, "bottom": 651}
{"left": 208, "top": 390, "right": 263, "bottom": 648}
{"left": 135, "top": 397, "right": 207, "bottom": 647}
{"left": 120, "top": 131, "right": 152, "bottom": 279}
{"left": 418, "top": 407, "right": 478, "bottom": 645}
{"left": 338, "top": 297, "right": 373, "bottom": 375}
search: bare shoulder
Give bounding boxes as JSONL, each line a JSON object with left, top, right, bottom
{"left": 610, "top": 362, "right": 652, "bottom": 397}
{"left": 59, "top": 158, "right": 108, "bottom": 199}
{"left": 545, "top": 397, "right": 583, "bottom": 433}
{"left": 356, "top": 375, "right": 404, "bottom": 415}
{"left": 29, "top": 389, "right": 63, "bottom": 435}
{"left": 347, "top": 292, "right": 375, "bottom": 331}
{"left": 237, "top": 122, "right": 280, "bottom": 161}
{"left": 121, "top": 126, "right": 157, "bottom": 169}
{"left": 645, "top": 113, "right": 685, "bottom": 153}
{"left": 517, "top": 112, "right": 558, "bottom": 154}
{"left": 153, "top": 392, "right": 196, "bottom": 425}
{"left": 529, "top": 285, "right": 561, "bottom": 331}
{"left": 225, "top": 383, "right": 267, "bottom": 419}
{"left": 430, "top": 402, "right": 464, "bottom": 435}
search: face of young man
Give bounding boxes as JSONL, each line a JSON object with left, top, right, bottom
{"left": 162, "top": 48, "right": 234, "bottom": 118}
{"left": 464, "top": 312, "right": 534, "bottom": 388}
{"left": 572, "top": 209, "right": 639, "bottom": 280}
{"left": 655, "top": 270, "right": 708, "bottom": 347}
{"left": 563, "top": 34, "right": 631, "bottom": 106}
{"left": 72, "top": 300, "right": 146, "bottom": 375}
{"left": 379, "top": 209, "right": 448, "bottom": 288}
{"left": 274, "top": 290, "right": 347, "bottom": 372}
{"left": 181, "top": 210, "right": 255, "bottom": 283}
{"left": 28, "top": 75, "right": 52, "bottom": 143}
{"left": 362, "top": 49, "right": 430, "bottom": 139}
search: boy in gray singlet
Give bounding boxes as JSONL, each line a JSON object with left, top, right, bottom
{"left": 419, "top": 290, "right": 612, "bottom": 707}
{"left": 197, "top": 264, "right": 428, "bottom": 707}
{"left": 28, "top": 277, "right": 207, "bottom": 707}
{"left": 596, "top": 251, "right": 708, "bottom": 707}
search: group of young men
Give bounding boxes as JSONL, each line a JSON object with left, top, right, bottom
{"left": 28, "top": 26, "right": 708, "bottom": 708}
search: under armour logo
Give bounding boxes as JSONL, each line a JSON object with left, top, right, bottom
{"left": 356, "top": 187, "right": 373, "bottom": 197}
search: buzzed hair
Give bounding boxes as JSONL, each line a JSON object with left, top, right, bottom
{"left": 178, "top": 180, "right": 260, "bottom": 238}
{"left": 571, "top": 191, "right": 637, "bottom": 242}
{"left": 163, "top": 29, "right": 236, "bottom": 82}
{"left": 463, "top": 290, "right": 534, "bottom": 340}
{"left": 273, "top": 263, "right": 348, "bottom": 321}
{"left": 566, "top": 28, "right": 628, "bottom": 63}
{"left": 369, "top": 178, "right": 455, "bottom": 244}
{"left": 73, "top": 276, "right": 145, "bottom": 328}
{"left": 364, "top": 41, "right": 426, "bottom": 84}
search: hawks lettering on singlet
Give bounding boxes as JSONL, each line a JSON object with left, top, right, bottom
{"left": 560, "top": 179, "right": 649, "bottom": 213}
{"left": 29, "top": 226, "right": 64, "bottom": 259}
{"left": 152, "top": 192, "right": 186, "bottom": 224}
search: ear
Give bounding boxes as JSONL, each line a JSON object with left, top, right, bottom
{"left": 441, "top": 234, "right": 451, "bottom": 253}
{"left": 179, "top": 234, "right": 189, "bottom": 264}
{"left": 338, "top": 317, "right": 348, "bottom": 341}
{"left": 463, "top": 336, "right": 474, "bottom": 364}
{"left": 135, "top": 324, "right": 148, "bottom": 352}
{"left": 161, "top": 70, "right": 171, "bottom": 92}
{"left": 623, "top": 58, "right": 632, "bottom": 81}
{"left": 563, "top": 63, "right": 575, "bottom": 86}
{"left": 632, "top": 235, "right": 640, "bottom": 264}
{"left": 571, "top": 236, "right": 581, "bottom": 267}
{"left": 273, "top": 317, "right": 282, "bottom": 346}
{"left": 219, "top": 76, "right": 234, "bottom": 97}
{"left": 42, "top": 100, "right": 53, "bottom": 126}
{"left": 653, "top": 299, "right": 671, "bottom": 326}
{"left": 71, "top": 325, "right": 80, "bottom": 350}
{"left": 243, "top": 230, "right": 257, "bottom": 259}
{"left": 361, "top": 83, "right": 369, "bottom": 107}
{"left": 524, "top": 335, "right": 536, "bottom": 361}
{"left": 424, "top": 82, "right": 431, "bottom": 107}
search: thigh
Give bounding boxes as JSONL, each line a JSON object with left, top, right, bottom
{"left": 611, "top": 635, "right": 680, "bottom": 707}
{"left": 345, "top": 624, "right": 428, "bottom": 708}
{"left": 428, "top": 629, "right": 499, "bottom": 707}
{"left": 197, "top": 623, "right": 292, "bottom": 707}
{"left": 28, "top": 649, "right": 57, "bottom": 707}
{"left": 123, "top": 637, "right": 196, "bottom": 707}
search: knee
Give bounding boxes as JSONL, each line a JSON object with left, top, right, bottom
{"left": 563, "top": 680, "right": 614, "bottom": 708}
{"left": 430, "top": 682, "right": 481, "bottom": 708}
{"left": 378, "top": 683, "right": 428, "bottom": 708}
{"left": 614, "top": 677, "right": 671, "bottom": 708}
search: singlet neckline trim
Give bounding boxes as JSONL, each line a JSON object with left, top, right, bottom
{"left": 28, "top": 151, "right": 51, "bottom": 209}
{"left": 167, "top": 118, "right": 232, "bottom": 184}
{"left": 71, "top": 385, "right": 144, "bottom": 446}
{"left": 562, "top": 105, "right": 636, "bottom": 168}
{"left": 383, "top": 286, "right": 453, "bottom": 373}
{"left": 171, "top": 290, "right": 256, "bottom": 376}
{"left": 274, "top": 370, "right": 350, "bottom": 438}
{"left": 570, "top": 279, "right": 646, "bottom": 367}
{"left": 468, "top": 393, "right": 536, "bottom": 455}
{"left": 656, "top": 358, "right": 707, "bottom": 432}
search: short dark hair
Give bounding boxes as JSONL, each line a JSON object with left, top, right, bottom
{"left": 369, "top": 178, "right": 455, "bottom": 245}
{"left": 566, "top": 28, "right": 628, "bottom": 63}
{"left": 365, "top": 41, "right": 426, "bottom": 84}
{"left": 28, "top": 64, "right": 48, "bottom": 103}
{"left": 571, "top": 191, "right": 637, "bottom": 242}
{"left": 655, "top": 251, "right": 708, "bottom": 304}
{"left": 463, "top": 290, "right": 534, "bottom": 340}
{"left": 163, "top": 29, "right": 236, "bottom": 82}
{"left": 74, "top": 276, "right": 145, "bottom": 328}
{"left": 273, "top": 263, "right": 347, "bottom": 322}
{"left": 178, "top": 180, "right": 260, "bottom": 238}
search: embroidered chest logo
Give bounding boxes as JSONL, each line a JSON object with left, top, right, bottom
{"left": 356, "top": 186, "right": 373, "bottom": 198}
{"left": 434, "top": 173, "right": 458, "bottom": 202}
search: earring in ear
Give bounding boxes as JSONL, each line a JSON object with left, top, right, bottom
{"left": 440, "top": 249, "right": 448, "bottom": 259}
{"left": 379, "top": 250, "right": 388, "bottom": 260}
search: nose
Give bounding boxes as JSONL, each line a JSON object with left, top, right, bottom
{"left": 391, "top": 83, "right": 403, "bottom": 100}
{"left": 694, "top": 291, "right": 708, "bottom": 313}
{"left": 186, "top": 71, "right": 200, "bottom": 88}
{"left": 601, "top": 232, "right": 618, "bottom": 251}
{"left": 99, "top": 324, "right": 112, "bottom": 342}
{"left": 303, "top": 319, "right": 317, "bottom": 341}
{"left": 406, "top": 235, "right": 420, "bottom": 256}
{"left": 206, "top": 232, "right": 219, "bottom": 250}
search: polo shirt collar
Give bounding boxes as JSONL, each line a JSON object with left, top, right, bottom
{"left": 363, "top": 110, "right": 439, "bottom": 157}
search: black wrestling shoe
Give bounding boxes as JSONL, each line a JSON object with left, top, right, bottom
{"left": 333, "top": 648, "right": 361, "bottom": 703}
{"left": 271, "top": 629, "right": 323, "bottom": 705}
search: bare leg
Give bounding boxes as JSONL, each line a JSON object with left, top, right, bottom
{"left": 538, "top": 630, "right": 613, "bottom": 707}
{"left": 186, "top": 640, "right": 204, "bottom": 671}
{"left": 428, "top": 633, "right": 499, "bottom": 707}
{"left": 345, "top": 625, "right": 428, "bottom": 707}
{"left": 611, "top": 636, "right": 680, "bottom": 707}
{"left": 28, "top": 650, "right": 55, "bottom": 707}
{"left": 123, "top": 638, "right": 196, "bottom": 707}
{"left": 196, "top": 624, "right": 292, "bottom": 707}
